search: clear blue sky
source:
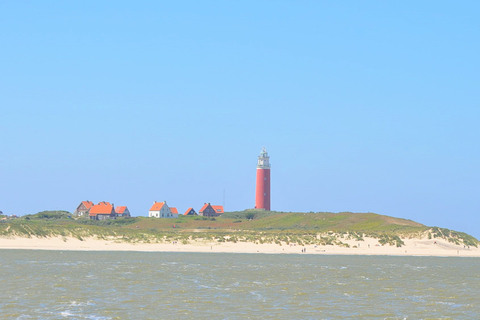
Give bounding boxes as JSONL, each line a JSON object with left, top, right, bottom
{"left": 1, "top": 1, "right": 479, "bottom": 238}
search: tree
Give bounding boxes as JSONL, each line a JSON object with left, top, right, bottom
{"left": 246, "top": 212, "right": 255, "bottom": 220}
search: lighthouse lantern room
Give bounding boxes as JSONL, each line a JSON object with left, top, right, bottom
{"left": 255, "top": 147, "right": 271, "bottom": 211}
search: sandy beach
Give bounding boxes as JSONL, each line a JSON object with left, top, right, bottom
{"left": 1, "top": 236, "right": 479, "bottom": 257}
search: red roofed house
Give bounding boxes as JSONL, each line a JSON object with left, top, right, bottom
{"left": 199, "top": 203, "right": 224, "bottom": 217}
{"left": 212, "top": 205, "right": 224, "bottom": 214}
{"left": 74, "top": 201, "right": 94, "bottom": 217}
{"left": 170, "top": 207, "right": 179, "bottom": 218}
{"left": 115, "top": 206, "right": 131, "bottom": 218}
{"left": 184, "top": 207, "right": 197, "bottom": 216}
{"left": 149, "top": 201, "right": 174, "bottom": 218}
{"left": 89, "top": 201, "right": 116, "bottom": 220}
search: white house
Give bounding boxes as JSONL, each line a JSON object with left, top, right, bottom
{"left": 149, "top": 201, "right": 174, "bottom": 218}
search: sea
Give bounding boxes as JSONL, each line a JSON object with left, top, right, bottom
{"left": 0, "top": 250, "right": 479, "bottom": 319}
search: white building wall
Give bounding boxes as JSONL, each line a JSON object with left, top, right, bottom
{"left": 149, "top": 210, "right": 159, "bottom": 218}
{"left": 149, "top": 203, "right": 174, "bottom": 218}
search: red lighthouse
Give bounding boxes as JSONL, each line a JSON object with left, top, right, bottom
{"left": 255, "top": 147, "right": 271, "bottom": 211}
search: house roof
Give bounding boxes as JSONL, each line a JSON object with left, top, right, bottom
{"left": 170, "top": 207, "right": 178, "bottom": 214}
{"left": 150, "top": 201, "right": 166, "bottom": 211}
{"left": 184, "top": 207, "right": 195, "bottom": 215}
{"left": 89, "top": 202, "right": 114, "bottom": 215}
{"left": 212, "top": 205, "right": 224, "bottom": 214}
{"left": 115, "top": 206, "right": 127, "bottom": 214}
{"left": 82, "top": 201, "right": 94, "bottom": 209}
{"left": 199, "top": 203, "right": 210, "bottom": 213}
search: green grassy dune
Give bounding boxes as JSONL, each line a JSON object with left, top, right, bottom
{"left": 0, "top": 210, "right": 478, "bottom": 248}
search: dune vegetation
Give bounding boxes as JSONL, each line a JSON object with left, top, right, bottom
{"left": 0, "top": 210, "right": 478, "bottom": 248}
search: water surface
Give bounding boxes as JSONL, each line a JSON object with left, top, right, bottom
{"left": 1, "top": 250, "right": 479, "bottom": 319}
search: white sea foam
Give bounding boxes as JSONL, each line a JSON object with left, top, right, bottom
{"left": 60, "top": 310, "right": 74, "bottom": 317}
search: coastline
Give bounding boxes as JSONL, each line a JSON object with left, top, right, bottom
{"left": 1, "top": 236, "right": 479, "bottom": 257}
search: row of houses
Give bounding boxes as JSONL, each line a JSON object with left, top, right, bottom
{"left": 74, "top": 201, "right": 224, "bottom": 220}
{"left": 148, "top": 201, "right": 224, "bottom": 218}
{"left": 74, "top": 201, "right": 131, "bottom": 220}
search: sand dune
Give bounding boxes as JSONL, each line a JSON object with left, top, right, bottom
{"left": 1, "top": 236, "right": 479, "bottom": 257}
